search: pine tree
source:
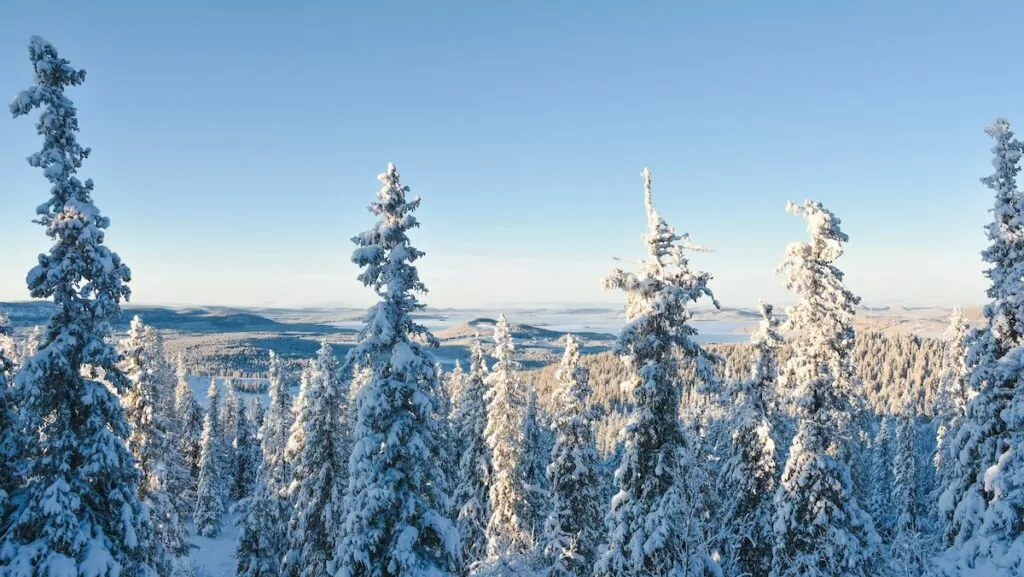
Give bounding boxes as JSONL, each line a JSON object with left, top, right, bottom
{"left": 939, "top": 119, "right": 1024, "bottom": 575}
{"left": 120, "top": 316, "right": 190, "bottom": 574}
{"left": 236, "top": 350, "right": 294, "bottom": 577}
{"left": 334, "top": 163, "right": 460, "bottom": 577}
{"left": 195, "top": 382, "right": 227, "bottom": 537}
{"left": 541, "top": 335, "right": 602, "bottom": 577}
{"left": 452, "top": 339, "right": 492, "bottom": 571}
{"left": 717, "top": 301, "right": 781, "bottom": 577}
{"left": 0, "top": 36, "right": 153, "bottom": 577}
{"left": 770, "top": 200, "right": 877, "bottom": 577}
{"left": 595, "top": 168, "right": 721, "bottom": 577}
{"left": 483, "top": 314, "right": 534, "bottom": 562}
{"left": 173, "top": 355, "right": 203, "bottom": 509}
{"left": 232, "top": 398, "right": 261, "bottom": 501}
{"left": 0, "top": 310, "right": 19, "bottom": 521}
{"left": 280, "top": 341, "right": 348, "bottom": 577}
{"left": 890, "top": 404, "right": 926, "bottom": 577}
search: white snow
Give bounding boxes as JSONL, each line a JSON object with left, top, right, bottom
{"left": 189, "top": 514, "right": 241, "bottom": 577}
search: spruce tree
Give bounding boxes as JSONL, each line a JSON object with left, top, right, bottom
{"left": 250, "top": 397, "right": 266, "bottom": 431}
{"left": 483, "top": 314, "right": 534, "bottom": 562}
{"left": 521, "top": 389, "right": 550, "bottom": 542}
{"left": 434, "top": 362, "right": 460, "bottom": 505}
{"left": 448, "top": 360, "right": 466, "bottom": 424}
{"left": 595, "top": 168, "right": 721, "bottom": 577}
{"left": 933, "top": 307, "right": 972, "bottom": 504}
{"left": 868, "top": 417, "right": 896, "bottom": 539}
{"left": 232, "top": 398, "right": 261, "bottom": 501}
{"left": 541, "top": 335, "right": 602, "bottom": 577}
{"left": 334, "top": 163, "right": 460, "bottom": 577}
{"left": 173, "top": 355, "right": 203, "bottom": 509}
{"left": 1, "top": 36, "right": 153, "bottom": 576}
{"left": 120, "top": 316, "right": 190, "bottom": 574}
{"left": 236, "top": 350, "right": 294, "bottom": 577}
{"left": 770, "top": 200, "right": 877, "bottom": 577}
{"left": 939, "top": 118, "right": 1024, "bottom": 576}
{"left": 0, "top": 311, "right": 18, "bottom": 522}
{"left": 890, "top": 404, "right": 926, "bottom": 577}
{"left": 195, "top": 382, "right": 227, "bottom": 537}
{"left": 717, "top": 301, "right": 781, "bottom": 577}
{"left": 222, "top": 381, "right": 240, "bottom": 492}
{"left": 452, "top": 339, "right": 492, "bottom": 571}
{"left": 280, "top": 341, "right": 348, "bottom": 577}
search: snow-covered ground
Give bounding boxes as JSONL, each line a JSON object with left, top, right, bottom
{"left": 187, "top": 376, "right": 273, "bottom": 408}
{"left": 189, "top": 514, "right": 240, "bottom": 577}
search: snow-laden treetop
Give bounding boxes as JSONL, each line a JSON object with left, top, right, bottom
{"left": 349, "top": 162, "right": 437, "bottom": 358}
{"left": 10, "top": 35, "right": 130, "bottom": 322}
{"left": 977, "top": 118, "right": 1024, "bottom": 347}
{"left": 604, "top": 167, "right": 720, "bottom": 386}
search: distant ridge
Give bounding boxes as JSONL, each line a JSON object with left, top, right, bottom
{"left": 0, "top": 301, "right": 351, "bottom": 335}
{"left": 435, "top": 317, "right": 616, "bottom": 343}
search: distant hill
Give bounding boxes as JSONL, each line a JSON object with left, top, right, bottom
{"left": 435, "top": 317, "right": 616, "bottom": 344}
{"left": 0, "top": 301, "right": 351, "bottom": 335}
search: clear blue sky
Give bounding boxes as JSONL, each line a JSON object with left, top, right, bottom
{"left": 0, "top": 1, "right": 1018, "bottom": 309}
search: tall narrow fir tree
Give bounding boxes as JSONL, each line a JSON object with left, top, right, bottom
{"left": 334, "top": 164, "right": 460, "bottom": 577}
{"left": 770, "top": 200, "right": 877, "bottom": 577}
{"left": 1, "top": 37, "right": 152, "bottom": 576}
{"left": 595, "top": 168, "right": 721, "bottom": 577}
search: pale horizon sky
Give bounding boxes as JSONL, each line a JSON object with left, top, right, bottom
{"left": 0, "top": 2, "right": 1018, "bottom": 310}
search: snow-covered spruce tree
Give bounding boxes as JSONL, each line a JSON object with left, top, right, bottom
{"left": 280, "top": 341, "right": 348, "bottom": 577}
{"left": 434, "top": 362, "right": 460, "bottom": 503}
{"left": 482, "top": 313, "right": 535, "bottom": 565}
{"left": 143, "top": 325, "right": 177, "bottom": 411}
{"left": 250, "top": 397, "right": 266, "bottom": 431}
{"left": 195, "top": 381, "right": 227, "bottom": 537}
{"left": 0, "top": 311, "right": 18, "bottom": 521}
{"left": 452, "top": 339, "right": 492, "bottom": 571}
{"left": 236, "top": 350, "right": 294, "bottom": 577}
{"left": 594, "top": 168, "right": 721, "bottom": 577}
{"left": 933, "top": 308, "right": 972, "bottom": 503}
{"left": 541, "top": 335, "right": 602, "bottom": 577}
{"left": 770, "top": 200, "right": 877, "bottom": 577}
{"left": 120, "top": 316, "right": 190, "bottom": 574}
{"left": 222, "top": 381, "right": 239, "bottom": 439}
{"left": 232, "top": 397, "right": 261, "bottom": 501}
{"left": 521, "top": 388, "right": 550, "bottom": 542}
{"left": 938, "top": 119, "right": 1024, "bottom": 576}
{"left": 334, "top": 163, "right": 459, "bottom": 577}
{"left": 890, "top": 404, "right": 927, "bottom": 577}
{"left": 140, "top": 325, "right": 192, "bottom": 524}
{"left": 0, "top": 37, "right": 153, "bottom": 577}
{"left": 173, "top": 355, "right": 203, "bottom": 506}
{"left": 448, "top": 361, "right": 466, "bottom": 423}
{"left": 716, "top": 300, "right": 781, "bottom": 577}
{"left": 19, "top": 326, "right": 44, "bottom": 364}
{"left": 868, "top": 416, "right": 896, "bottom": 539}
{"left": 221, "top": 381, "right": 240, "bottom": 491}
